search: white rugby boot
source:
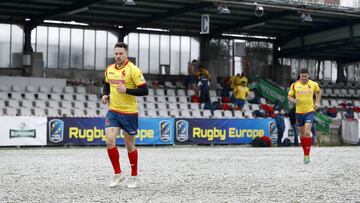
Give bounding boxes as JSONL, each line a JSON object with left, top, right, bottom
{"left": 127, "top": 176, "right": 138, "bottom": 188}
{"left": 109, "top": 173, "right": 125, "bottom": 188}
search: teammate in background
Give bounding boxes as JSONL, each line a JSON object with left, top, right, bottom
{"left": 235, "top": 72, "right": 248, "bottom": 86}
{"left": 234, "top": 81, "right": 250, "bottom": 110}
{"left": 102, "top": 42, "right": 148, "bottom": 188}
{"left": 288, "top": 68, "right": 321, "bottom": 164}
{"left": 197, "top": 73, "right": 210, "bottom": 104}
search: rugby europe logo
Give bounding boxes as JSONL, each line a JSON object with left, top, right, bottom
{"left": 49, "top": 119, "right": 64, "bottom": 143}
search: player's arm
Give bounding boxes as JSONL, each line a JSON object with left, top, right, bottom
{"left": 245, "top": 89, "right": 250, "bottom": 99}
{"left": 102, "top": 68, "right": 110, "bottom": 104}
{"left": 314, "top": 87, "right": 321, "bottom": 109}
{"left": 101, "top": 80, "right": 110, "bottom": 104}
{"left": 287, "top": 83, "right": 296, "bottom": 103}
{"left": 287, "top": 95, "right": 295, "bottom": 103}
{"left": 102, "top": 79, "right": 110, "bottom": 95}
{"left": 120, "top": 66, "right": 149, "bottom": 96}
{"left": 126, "top": 84, "right": 149, "bottom": 96}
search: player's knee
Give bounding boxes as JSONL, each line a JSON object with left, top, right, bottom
{"left": 126, "top": 145, "right": 135, "bottom": 152}
{"left": 125, "top": 139, "right": 134, "bottom": 147}
{"left": 125, "top": 140, "right": 135, "bottom": 151}
{"left": 299, "top": 131, "right": 307, "bottom": 137}
{"left": 106, "top": 138, "right": 116, "bottom": 148}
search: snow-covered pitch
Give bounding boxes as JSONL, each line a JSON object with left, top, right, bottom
{"left": 1, "top": 146, "right": 359, "bottom": 202}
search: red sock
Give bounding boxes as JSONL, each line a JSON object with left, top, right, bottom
{"left": 301, "top": 137, "right": 312, "bottom": 156}
{"left": 107, "top": 146, "right": 121, "bottom": 174}
{"left": 305, "top": 136, "right": 312, "bottom": 156}
{"left": 300, "top": 137, "right": 306, "bottom": 151}
{"left": 128, "top": 148, "right": 138, "bottom": 176}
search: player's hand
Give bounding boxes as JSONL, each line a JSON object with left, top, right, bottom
{"left": 314, "top": 102, "right": 320, "bottom": 109}
{"left": 117, "top": 84, "right": 127, "bottom": 94}
{"left": 101, "top": 95, "right": 109, "bottom": 104}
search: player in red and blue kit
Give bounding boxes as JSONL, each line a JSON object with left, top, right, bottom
{"left": 102, "top": 42, "right": 148, "bottom": 188}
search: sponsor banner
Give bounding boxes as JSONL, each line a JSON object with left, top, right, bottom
{"left": 0, "top": 116, "right": 47, "bottom": 146}
{"left": 314, "top": 112, "right": 331, "bottom": 134}
{"left": 47, "top": 117, "right": 174, "bottom": 145}
{"left": 282, "top": 118, "right": 295, "bottom": 143}
{"left": 174, "top": 118, "right": 274, "bottom": 145}
{"left": 257, "top": 79, "right": 289, "bottom": 111}
{"left": 341, "top": 120, "right": 360, "bottom": 145}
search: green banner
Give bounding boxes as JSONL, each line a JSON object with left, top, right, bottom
{"left": 256, "top": 79, "right": 289, "bottom": 111}
{"left": 314, "top": 112, "right": 332, "bottom": 134}
{"left": 248, "top": 82, "right": 257, "bottom": 90}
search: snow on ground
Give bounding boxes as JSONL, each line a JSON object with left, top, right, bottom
{"left": 0, "top": 146, "right": 359, "bottom": 203}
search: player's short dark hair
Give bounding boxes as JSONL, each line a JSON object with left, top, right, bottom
{"left": 114, "top": 42, "right": 128, "bottom": 52}
{"left": 299, "top": 68, "right": 309, "bottom": 74}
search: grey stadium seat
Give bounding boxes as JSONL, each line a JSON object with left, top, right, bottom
{"left": 75, "top": 94, "right": 86, "bottom": 101}
{"left": 61, "top": 101, "right": 72, "bottom": 109}
{"left": 0, "top": 92, "right": 8, "bottom": 100}
{"left": 11, "top": 92, "right": 22, "bottom": 100}
{"left": 181, "top": 111, "right": 191, "bottom": 118}
{"left": 146, "top": 110, "right": 157, "bottom": 117}
{"left": 8, "top": 100, "right": 19, "bottom": 108}
{"left": 51, "top": 86, "right": 62, "bottom": 93}
{"left": 63, "top": 94, "right": 74, "bottom": 101}
{"left": 12, "top": 85, "right": 24, "bottom": 92}
{"left": 6, "top": 108, "right": 18, "bottom": 116}
{"left": 50, "top": 93, "right": 61, "bottom": 101}
{"left": 35, "top": 100, "right": 46, "bottom": 108}
{"left": 191, "top": 110, "right": 202, "bottom": 118}
{"left": 234, "top": 111, "right": 244, "bottom": 118}
{"left": 26, "top": 85, "right": 37, "bottom": 93}
{"left": 37, "top": 93, "right": 48, "bottom": 100}
{"left": 87, "top": 94, "right": 98, "bottom": 102}
{"left": 167, "top": 96, "right": 177, "bottom": 103}
{"left": 169, "top": 110, "right": 180, "bottom": 117}
{"left": 22, "top": 100, "right": 33, "bottom": 108}
{"left": 34, "top": 108, "right": 46, "bottom": 116}
{"left": 224, "top": 111, "right": 234, "bottom": 118}
{"left": 86, "top": 109, "right": 98, "bottom": 116}
{"left": 213, "top": 110, "right": 223, "bottom": 118}
{"left": 24, "top": 93, "right": 35, "bottom": 100}
{"left": 76, "top": 86, "right": 86, "bottom": 94}
{"left": 64, "top": 86, "right": 74, "bottom": 94}
{"left": 39, "top": 86, "right": 50, "bottom": 93}
{"left": 86, "top": 102, "right": 97, "bottom": 109}
{"left": 0, "top": 85, "right": 10, "bottom": 92}
{"left": 47, "top": 108, "right": 60, "bottom": 117}
{"left": 157, "top": 103, "right": 167, "bottom": 110}
{"left": 19, "top": 108, "right": 32, "bottom": 116}
{"left": 48, "top": 101, "right": 59, "bottom": 108}
{"left": 202, "top": 110, "right": 212, "bottom": 118}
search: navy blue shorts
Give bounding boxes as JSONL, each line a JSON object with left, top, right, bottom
{"left": 105, "top": 111, "right": 138, "bottom": 136}
{"left": 296, "top": 112, "right": 314, "bottom": 127}
{"left": 235, "top": 99, "right": 245, "bottom": 108}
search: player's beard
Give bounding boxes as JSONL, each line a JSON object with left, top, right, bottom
{"left": 300, "top": 78, "right": 308, "bottom": 84}
{"left": 116, "top": 58, "right": 125, "bottom": 67}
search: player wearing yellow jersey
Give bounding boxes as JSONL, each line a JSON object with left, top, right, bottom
{"left": 288, "top": 69, "right": 321, "bottom": 164}
{"left": 102, "top": 42, "right": 148, "bottom": 188}
{"left": 234, "top": 81, "right": 249, "bottom": 110}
